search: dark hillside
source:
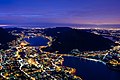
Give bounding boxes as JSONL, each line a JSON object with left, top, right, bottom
{"left": 0, "top": 28, "right": 16, "bottom": 49}
{"left": 42, "top": 27, "right": 114, "bottom": 53}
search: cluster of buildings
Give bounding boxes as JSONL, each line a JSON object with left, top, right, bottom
{"left": 1, "top": 27, "right": 120, "bottom": 79}
{"left": 70, "top": 28, "right": 120, "bottom": 70}
{"left": 0, "top": 29, "right": 82, "bottom": 80}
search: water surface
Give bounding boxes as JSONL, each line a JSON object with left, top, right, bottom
{"left": 24, "top": 36, "right": 49, "bottom": 46}
{"left": 63, "top": 56, "right": 120, "bottom": 80}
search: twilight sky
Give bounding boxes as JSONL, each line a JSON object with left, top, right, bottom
{"left": 0, "top": 0, "right": 120, "bottom": 25}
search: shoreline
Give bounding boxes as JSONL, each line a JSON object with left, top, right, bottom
{"left": 23, "top": 32, "right": 119, "bottom": 73}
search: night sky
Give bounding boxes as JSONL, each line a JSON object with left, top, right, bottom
{"left": 0, "top": 0, "right": 120, "bottom": 25}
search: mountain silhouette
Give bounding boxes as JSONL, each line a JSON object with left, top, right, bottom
{"left": 0, "top": 28, "right": 16, "bottom": 49}
{"left": 42, "top": 27, "right": 114, "bottom": 53}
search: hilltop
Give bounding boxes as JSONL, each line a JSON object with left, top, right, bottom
{"left": 42, "top": 27, "right": 115, "bottom": 53}
{"left": 0, "top": 28, "right": 16, "bottom": 49}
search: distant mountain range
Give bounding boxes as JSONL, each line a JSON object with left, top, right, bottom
{"left": 42, "top": 27, "right": 115, "bottom": 53}
{"left": 1, "top": 24, "right": 120, "bottom": 28}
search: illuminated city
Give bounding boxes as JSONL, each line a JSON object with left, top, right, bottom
{"left": 0, "top": 0, "right": 120, "bottom": 80}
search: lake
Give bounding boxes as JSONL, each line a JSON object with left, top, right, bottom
{"left": 24, "top": 36, "right": 49, "bottom": 46}
{"left": 63, "top": 56, "right": 120, "bottom": 80}
{"left": 24, "top": 36, "right": 120, "bottom": 80}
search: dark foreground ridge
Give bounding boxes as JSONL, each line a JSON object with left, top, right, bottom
{"left": 0, "top": 28, "right": 16, "bottom": 49}
{"left": 42, "top": 27, "right": 115, "bottom": 53}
